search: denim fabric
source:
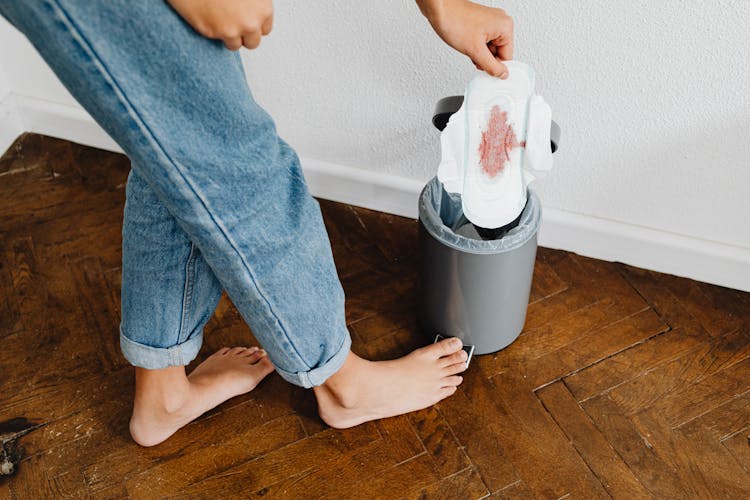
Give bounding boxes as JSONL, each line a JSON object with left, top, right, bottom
{"left": 0, "top": 0, "right": 352, "bottom": 388}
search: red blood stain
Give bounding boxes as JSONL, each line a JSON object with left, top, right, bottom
{"left": 478, "top": 105, "right": 521, "bottom": 178}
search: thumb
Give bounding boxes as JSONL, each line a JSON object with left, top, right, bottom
{"left": 471, "top": 44, "right": 509, "bottom": 79}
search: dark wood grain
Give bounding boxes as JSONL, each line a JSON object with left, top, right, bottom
{"left": 2, "top": 133, "right": 749, "bottom": 497}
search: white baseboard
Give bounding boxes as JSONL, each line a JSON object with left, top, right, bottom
{"left": 7, "top": 93, "right": 750, "bottom": 292}
{"left": 0, "top": 92, "right": 24, "bottom": 155}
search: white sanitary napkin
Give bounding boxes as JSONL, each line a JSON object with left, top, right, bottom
{"left": 438, "top": 61, "right": 553, "bottom": 229}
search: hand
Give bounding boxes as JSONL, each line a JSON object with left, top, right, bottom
{"left": 167, "top": 0, "right": 273, "bottom": 51}
{"left": 417, "top": 0, "right": 514, "bottom": 78}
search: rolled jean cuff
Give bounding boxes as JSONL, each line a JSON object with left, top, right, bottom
{"left": 274, "top": 332, "right": 352, "bottom": 389}
{"left": 120, "top": 326, "right": 203, "bottom": 369}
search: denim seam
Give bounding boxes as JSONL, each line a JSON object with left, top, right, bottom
{"left": 46, "top": 0, "right": 311, "bottom": 370}
{"left": 178, "top": 242, "right": 197, "bottom": 345}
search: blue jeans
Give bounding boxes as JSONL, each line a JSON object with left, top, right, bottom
{"left": 0, "top": 0, "right": 351, "bottom": 388}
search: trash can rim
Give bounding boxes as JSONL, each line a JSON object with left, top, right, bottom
{"left": 418, "top": 177, "right": 541, "bottom": 255}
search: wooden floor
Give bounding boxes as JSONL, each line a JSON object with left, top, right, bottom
{"left": 1, "top": 134, "right": 749, "bottom": 499}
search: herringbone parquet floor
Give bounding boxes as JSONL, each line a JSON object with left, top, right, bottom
{"left": 1, "top": 134, "right": 749, "bottom": 499}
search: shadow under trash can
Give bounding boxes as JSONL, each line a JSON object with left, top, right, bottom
{"left": 417, "top": 177, "right": 542, "bottom": 355}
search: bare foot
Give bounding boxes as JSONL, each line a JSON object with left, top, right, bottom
{"left": 313, "top": 337, "right": 468, "bottom": 429}
{"left": 129, "top": 347, "right": 274, "bottom": 447}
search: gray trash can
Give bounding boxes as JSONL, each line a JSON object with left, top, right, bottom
{"left": 417, "top": 178, "right": 542, "bottom": 354}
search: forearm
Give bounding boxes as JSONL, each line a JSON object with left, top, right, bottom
{"left": 415, "top": 0, "right": 444, "bottom": 24}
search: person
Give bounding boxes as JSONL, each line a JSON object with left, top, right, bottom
{"left": 0, "top": 0, "right": 514, "bottom": 447}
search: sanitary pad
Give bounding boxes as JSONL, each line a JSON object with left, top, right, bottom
{"left": 438, "top": 61, "right": 553, "bottom": 229}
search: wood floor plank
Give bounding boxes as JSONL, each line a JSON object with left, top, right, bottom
{"left": 723, "top": 428, "right": 750, "bottom": 475}
{"left": 437, "top": 382, "right": 518, "bottom": 492}
{"left": 581, "top": 394, "right": 684, "bottom": 498}
{"left": 631, "top": 409, "right": 750, "bottom": 498}
{"left": 479, "top": 299, "right": 653, "bottom": 380}
{"left": 341, "top": 453, "right": 442, "bottom": 499}
{"left": 329, "top": 241, "right": 386, "bottom": 280}
{"left": 7, "top": 453, "right": 56, "bottom": 500}
{"left": 536, "top": 381, "right": 650, "bottom": 498}
{"left": 618, "top": 264, "right": 714, "bottom": 334}
{"left": 241, "top": 442, "right": 399, "bottom": 499}
{"left": 0, "top": 133, "right": 64, "bottom": 177}
{"left": 0, "top": 481, "right": 11, "bottom": 500}
{"left": 528, "top": 257, "right": 568, "bottom": 304}
{"left": 3, "top": 134, "right": 750, "bottom": 497}
{"left": 648, "top": 355, "right": 750, "bottom": 428}
{"left": 18, "top": 207, "right": 125, "bottom": 265}
{"left": 522, "top": 308, "right": 668, "bottom": 389}
{"left": 523, "top": 286, "right": 602, "bottom": 332}
{"left": 125, "top": 415, "right": 307, "bottom": 498}
{"left": 561, "top": 253, "right": 650, "bottom": 312}
{"left": 375, "top": 415, "right": 425, "bottom": 464}
{"left": 565, "top": 326, "right": 708, "bottom": 402}
{"left": 89, "top": 483, "right": 128, "bottom": 500}
{"left": 83, "top": 397, "right": 267, "bottom": 492}
{"left": 490, "top": 480, "right": 534, "bottom": 499}
{"left": 348, "top": 307, "right": 417, "bottom": 346}
{"left": 18, "top": 397, "right": 131, "bottom": 479}
{"left": 68, "top": 256, "right": 128, "bottom": 372}
{"left": 408, "top": 467, "right": 490, "bottom": 500}
{"left": 676, "top": 421, "right": 750, "bottom": 496}
{"left": 486, "top": 371, "right": 610, "bottom": 498}
{"left": 409, "top": 405, "right": 471, "bottom": 478}
{"left": 350, "top": 204, "right": 418, "bottom": 263}
{"left": 654, "top": 271, "right": 745, "bottom": 337}
{"left": 0, "top": 327, "right": 105, "bottom": 419}
{"left": 0, "top": 243, "right": 23, "bottom": 337}
{"left": 341, "top": 265, "right": 415, "bottom": 325}
{"left": 174, "top": 425, "right": 381, "bottom": 497}
{"left": 606, "top": 328, "right": 750, "bottom": 420}
{"left": 682, "top": 391, "right": 750, "bottom": 440}
{"left": 47, "top": 468, "right": 89, "bottom": 499}
{"left": 317, "top": 199, "right": 373, "bottom": 252}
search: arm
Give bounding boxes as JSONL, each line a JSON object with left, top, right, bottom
{"left": 416, "top": 0, "right": 514, "bottom": 78}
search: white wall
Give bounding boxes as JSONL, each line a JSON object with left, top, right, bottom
{"left": 246, "top": 0, "right": 750, "bottom": 248}
{"left": 1, "top": 2, "right": 749, "bottom": 290}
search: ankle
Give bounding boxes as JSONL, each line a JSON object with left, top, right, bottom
{"left": 317, "top": 352, "right": 369, "bottom": 409}
{"left": 133, "top": 366, "right": 192, "bottom": 415}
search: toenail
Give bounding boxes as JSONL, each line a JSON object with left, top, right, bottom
{"left": 451, "top": 338, "right": 462, "bottom": 348}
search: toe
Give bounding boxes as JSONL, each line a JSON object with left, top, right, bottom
{"left": 242, "top": 347, "right": 260, "bottom": 356}
{"left": 437, "top": 385, "right": 458, "bottom": 400}
{"left": 440, "top": 349, "right": 468, "bottom": 368}
{"left": 216, "top": 347, "right": 231, "bottom": 356}
{"left": 424, "top": 337, "right": 463, "bottom": 359}
{"left": 252, "top": 356, "right": 275, "bottom": 375}
{"left": 246, "top": 349, "right": 267, "bottom": 364}
{"left": 442, "top": 375, "right": 463, "bottom": 387}
{"left": 443, "top": 361, "right": 469, "bottom": 376}
{"left": 228, "top": 347, "right": 248, "bottom": 355}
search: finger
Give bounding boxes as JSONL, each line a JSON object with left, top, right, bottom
{"left": 489, "top": 14, "right": 514, "bottom": 60}
{"left": 242, "top": 31, "right": 262, "bottom": 50}
{"left": 490, "top": 34, "right": 514, "bottom": 61}
{"left": 261, "top": 12, "right": 274, "bottom": 35}
{"left": 223, "top": 36, "right": 243, "bottom": 51}
{"left": 471, "top": 44, "right": 509, "bottom": 78}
